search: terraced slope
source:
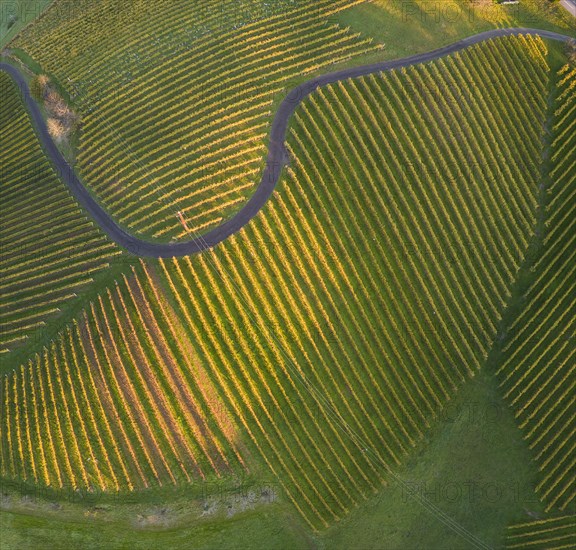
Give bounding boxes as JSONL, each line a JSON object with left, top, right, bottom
{"left": 0, "top": 71, "right": 121, "bottom": 356}
{"left": 10, "top": 0, "right": 378, "bottom": 241}
{"left": 497, "top": 63, "right": 576, "bottom": 514}
{"left": 506, "top": 516, "right": 576, "bottom": 549}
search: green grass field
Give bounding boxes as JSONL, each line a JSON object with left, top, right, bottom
{"left": 0, "top": 0, "right": 52, "bottom": 48}
{"left": 321, "top": 368, "right": 547, "bottom": 550}
{"left": 336, "top": 0, "right": 575, "bottom": 61}
{"left": 0, "top": 503, "right": 312, "bottom": 550}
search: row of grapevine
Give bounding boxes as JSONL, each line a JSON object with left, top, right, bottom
{"left": 11, "top": 0, "right": 378, "bottom": 241}
{"left": 497, "top": 63, "right": 576, "bottom": 514}
{"left": 152, "top": 36, "right": 549, "bottom": 528}
{"left": 0, "top": 70, "right": 121, "bottom": 355}
{"left": 0, "top": 262, "right": 245, "bottom": 491}
{"left": 506, "top": 515, "right": 576, "bottom": 549}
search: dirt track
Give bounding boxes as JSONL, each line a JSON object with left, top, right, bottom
{"left": 0, "top": 28, "right": 572, "bottom": 258}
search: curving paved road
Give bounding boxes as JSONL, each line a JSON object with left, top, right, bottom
{"left": 1, "top": 28, "right": 573, "bottom": 258}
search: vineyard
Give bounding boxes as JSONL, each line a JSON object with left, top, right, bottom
{"left": 506, "top": 516, "right": 576, "bottom": 549}
{"left": 155, "top": 34, "right": 550, "bottom": 529}
{"left": 0, "top": 70, "right": 121, "bottom": 356}
{"left": 9, "top": 0, "right": 379, "bottom": 242}
{"left": 0, "top": 260, "right": 244, "bottom": 492}
{"left": 497, "top": 62, "right": 576, "bottom": 514}
{"left": 0, "top": 34, "right": 559, "bottom": 534}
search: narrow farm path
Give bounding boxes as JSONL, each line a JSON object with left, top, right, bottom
{"left": 0, "top": 28, "right": 573, "bottom": 258}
